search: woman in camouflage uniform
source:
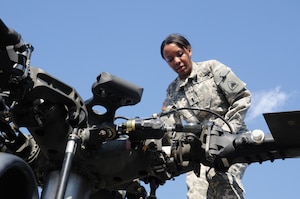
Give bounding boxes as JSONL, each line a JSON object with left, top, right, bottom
{"left": 160, "top": 34, "right": 251, "bottom": 199}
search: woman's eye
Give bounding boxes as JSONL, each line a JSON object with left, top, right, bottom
{"left": 166, "top": 58, "right": 174, "bottom": 62}
{"left": 166, "top": 51, "right": 184, "bottom": 62}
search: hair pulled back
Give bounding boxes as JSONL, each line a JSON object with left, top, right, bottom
{"left": 160, "top": 34, "right": 191, "bottom": 59}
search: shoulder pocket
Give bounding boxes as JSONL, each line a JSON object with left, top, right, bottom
{"left": 213, "top": 67, "right": 245, "bottom": 104}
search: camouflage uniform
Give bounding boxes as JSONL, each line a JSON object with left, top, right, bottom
{"left": 162, "top": 60, "right": 251, "bottom": 199}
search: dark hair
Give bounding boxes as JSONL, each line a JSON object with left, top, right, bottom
{"left": 160, "top": 34, "right": 191, "bottom": 59}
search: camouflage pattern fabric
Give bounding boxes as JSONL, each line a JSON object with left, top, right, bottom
{"left": 161, "top": 60, "right": 251, "bottom": 199}
{"left": 186, "top": 163, "right": 247, "bottom": 199}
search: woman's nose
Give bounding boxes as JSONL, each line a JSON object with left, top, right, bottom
{"left": 173, "top": 56, "right": 181, "bottom": 64}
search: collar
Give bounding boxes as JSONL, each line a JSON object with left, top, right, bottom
{"left": 175, "top": 62, "right": 198, "bottom": 91}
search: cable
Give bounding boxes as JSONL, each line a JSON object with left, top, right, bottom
{"left": 159, "top": 107, "right": 233, "bottom": 133}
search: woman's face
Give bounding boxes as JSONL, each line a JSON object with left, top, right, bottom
{"left": 162, "top": 43, "right": 193, "bottom": 79}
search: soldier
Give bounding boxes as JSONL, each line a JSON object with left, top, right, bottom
{"left": 160, "top": 34, "right": 251, "bottom": 199}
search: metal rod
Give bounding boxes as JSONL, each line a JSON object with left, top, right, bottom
{"left": 55, "top": 128, "right": 79, "bottom": 199}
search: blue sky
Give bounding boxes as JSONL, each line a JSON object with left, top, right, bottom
{"left": 2, "top": 1, "right": 300, "bottom": 198}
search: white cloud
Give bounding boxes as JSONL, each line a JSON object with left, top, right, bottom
{"left": 247, "top": 86, "right": 289, "bottom": 120}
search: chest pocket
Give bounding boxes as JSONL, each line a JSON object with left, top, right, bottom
{"left": 185, "top": 75, "right": 214, "bottom": 109}
{"left": 165, "top": 75, "right": 214, "bottom": 123}
{"left": 183, "top": 71, "right": 220, "bottom": 122}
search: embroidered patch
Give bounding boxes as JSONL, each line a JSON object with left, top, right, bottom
{"left": 227, "top": 81, "right": 239, "bottom": 91}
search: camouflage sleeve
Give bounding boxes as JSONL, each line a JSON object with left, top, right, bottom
{"left": 211, "top": 60, "right": 251, "bottom": 133}
{"left": 224, "top": 88, "right": 251, "bottom": 133}
{"left": 160, "top": 91, "right": 181, "bottom": 127}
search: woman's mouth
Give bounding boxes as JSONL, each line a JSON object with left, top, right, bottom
{"left": 177, "top": 65, "right": 186, "bottom": 73}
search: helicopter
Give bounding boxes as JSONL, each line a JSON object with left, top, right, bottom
{"left": 1, "top": 18, "right": 300, "bottom": 199}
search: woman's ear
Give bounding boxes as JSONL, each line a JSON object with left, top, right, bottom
{"left": 187, "top": 47, "right": 192, "bottom": 58}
